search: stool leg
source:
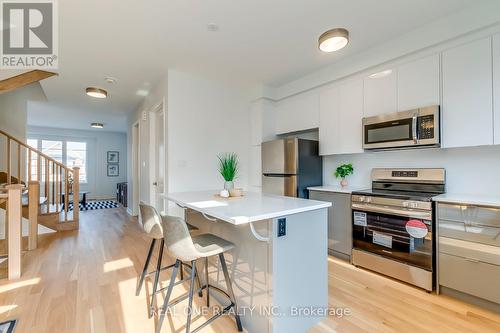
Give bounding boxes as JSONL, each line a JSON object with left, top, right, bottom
{"left": 186, "top": 260, "right": 197, "bottom": 333}
{"left": 156, "top": 259, "right": 180, "bottom": 333}
{"left": 136, "top": 239, "right": 156, "bottom": 296}
{"left": 205, "top": 257, "right": 210, "bottom": 307}
{"left": 196, "top": 262, "right": 203, "bottom": 298}
{"left": 149, "top": 239, "right": 164, "bottom": 318}
{"left": 219, "top": 253, "right": 243, "bottom": 332}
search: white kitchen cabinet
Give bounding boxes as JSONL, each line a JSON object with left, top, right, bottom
{"left": 275, "top": 91, "right": 319, "bottom": 134}
{"left": 442, "top": 38, "right": 493, "bottom": 148}
{"left": 398, "top": 54, "right": 440, "bottom": 111}
{"left": 319, "top": 79, "right": 363, "bottom": 156}
{"left": 363, "top": 67, "right": 397, "bottom": 117}
{"left": 250, "top": 99, "right": 276, "bottom": 145}
{"left": 494, "top": 34, "right": 500, "bottom": 145}
{"left": 318, "top": 85, "right": 339, "bottom": 155}
{"left": 338, "top": 79, "right": 364, "bottom": 154}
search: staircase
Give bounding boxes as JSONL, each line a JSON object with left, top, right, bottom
{"left": 0, "top": 129, "right": 80, "bottom": 244}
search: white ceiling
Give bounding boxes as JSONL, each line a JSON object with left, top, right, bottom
{"left": 35, "top": 0, "right": 475, "bottom": 132}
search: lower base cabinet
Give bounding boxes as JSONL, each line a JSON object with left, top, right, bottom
{"left": 309, "top": 190, "right": 352, "bottom": 260}
{"left": 439, "top": 251, "right": 500, "bottom": 305}
{"left": 437, "top": 202, "right": 500, "bottom": 311}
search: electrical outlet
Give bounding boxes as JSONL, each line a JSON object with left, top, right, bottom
{"left": 277, "top": 218, "right": 286, "bottom": 237}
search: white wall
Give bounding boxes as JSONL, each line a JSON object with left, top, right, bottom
{"left": 0, "top": 83, "right": 46, "bottom": 139}
{"left": 127, "top": 70, "right": 250, "bottom": 214}
{"left": 0, "top": 82, "right": 46, "bottom": 172}
{"left": 28, "top": 126, "right": 127, "bottom": 199}
{"left": 323, "top": 145, "right": 500, "bottom": 196}
{"left": 166, "top": 69, "right": 250, "bottom": 193}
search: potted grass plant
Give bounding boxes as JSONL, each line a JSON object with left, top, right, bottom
{"left": 218, "top": 153, "right": 238, "bottom": 191}
{"left": 335, "top": 163, "right": 354, "bottom": 187}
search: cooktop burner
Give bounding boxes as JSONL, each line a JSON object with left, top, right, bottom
{"left": 351, "top": 189, "right": 438, "bottom": 202}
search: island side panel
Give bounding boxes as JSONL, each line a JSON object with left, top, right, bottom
{"left": 271, "top": 208, "right": 328, "bottom": 333}
{"left": 186, "top": 209, "right": 273, "bottom": 333}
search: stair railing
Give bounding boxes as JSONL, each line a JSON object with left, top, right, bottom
{"left": 0, "top": 129, "right": 79, "bottom": 225}
{"left": 0, "top": 184, "right": 23, "bottom": 279}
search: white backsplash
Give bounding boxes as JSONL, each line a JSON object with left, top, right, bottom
{"left": 323, "top": 145, "right": 500, "bottom": 196}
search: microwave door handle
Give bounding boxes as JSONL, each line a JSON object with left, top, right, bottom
{"left": 412, "top": 115, "right": 418, "bottom": 143}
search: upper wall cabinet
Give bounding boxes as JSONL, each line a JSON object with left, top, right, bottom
{"left": 275, "top": 91, "right": 319, "bottom": 135}
{"left": 319, "top": 85, "right": 339, "bottom": 156}
{"left": 363, "top": 68, "right": 397, "bottom": 117}
{"left": 319, "top": 79, "right": 363, "bottom": 156}
{"left": 442, "top": 38, "right": 493, "bottom": 148}
{"left": 494, "top": 34, "right": 500, "bottom": 145}
{"left": 250, "top": 99, "right": 276, "bottom": 146}
{"left": 398, "top": 54, "right": 440, "bottom": 111}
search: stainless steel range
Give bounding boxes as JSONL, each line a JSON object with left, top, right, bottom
{"left": 351, "top": 168, "right": 445, "bottom": 291}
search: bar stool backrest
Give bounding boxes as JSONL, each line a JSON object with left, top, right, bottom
{"left": 162, "top": 215, "right": 200, "bottom": 262}
{"left": 139, "top": 203, "right": 164, "bottom": 239}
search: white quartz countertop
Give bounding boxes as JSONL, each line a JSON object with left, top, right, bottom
{"left": 433, "top": 193, "right": 500, "bottom": 208}
{"left": 307, "top": 185, "right": 368, "bottom": 194}
{"left": 162, "top": 190, "right": 332, "bottom": 225}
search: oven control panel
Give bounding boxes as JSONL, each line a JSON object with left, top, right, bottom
{"left": 391, "top": 170, "right": 418, "bottom": 178}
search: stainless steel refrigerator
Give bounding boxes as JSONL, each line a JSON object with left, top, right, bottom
{"left": 261, "top": 138, "right": 322, "bottom": 198}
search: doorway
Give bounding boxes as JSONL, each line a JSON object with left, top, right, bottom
{"left": 131, "top": 121, "right": 140, "bottom": 216}
{"left": 149, "top": 101, "right": 166, "bottom": 213}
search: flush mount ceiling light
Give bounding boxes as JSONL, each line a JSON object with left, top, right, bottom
{"left": 86, "top": 87, "right": 107, "bottom": 99}
{"left": 207, "top": 23, "right": 219, "bottom": 32}
{"left": 104, "top": 76, "right": 117, "bottom": 84}
{"left": 368, "top": 69, "right": 393, "bottom": 79}
{"left": 318, "top": 28, "right": 349, "bottom": 53}
{"left": 91, "top": 122, "right": 104, "bottom": 129}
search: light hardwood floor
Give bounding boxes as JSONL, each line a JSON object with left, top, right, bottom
{"left": 1, "top": 207, "right": 500, "bottom": 333}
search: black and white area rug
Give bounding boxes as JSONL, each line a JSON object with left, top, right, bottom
{"left": 0, "top": 319, "right": 16, "bottom": 333}
{"left": 68, "top": 200, "right": 119, "bottom": 211}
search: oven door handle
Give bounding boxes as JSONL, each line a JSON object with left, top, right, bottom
{"left": 352, "top": 203, "right": 432, "bottom": 220}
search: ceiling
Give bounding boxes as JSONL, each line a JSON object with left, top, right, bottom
{"left": 33, "top": 0, "right": 475, "bottom": 132}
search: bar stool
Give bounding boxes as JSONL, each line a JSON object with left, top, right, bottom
{"left": 136, "top": 203, "right": 200, "bottom": 318}
{"left": 156, "top": 215, "right": 243, "bottom": 333}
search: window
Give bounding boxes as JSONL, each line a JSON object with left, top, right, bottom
{"left": 27, "top": 138, "right": 88, "bottom": 183}
{"left": 41, "top": 140, "right": 63, "bottom": 162}
{"left": 67, "top": 142, "right": 87, "bottom": 182}
{"left": 27, "top": 139, "right": 38, "bottom": 180}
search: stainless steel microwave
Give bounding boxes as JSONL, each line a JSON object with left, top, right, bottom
{"left": 362, "top": 105, "right": 440, "bottom": 150}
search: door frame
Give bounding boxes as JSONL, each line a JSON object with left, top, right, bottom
{"left": 148, "top": 99, "right": 167, "bottom": 210}
{"left": 131, "top": 120, "right": 140, "bottom": 216}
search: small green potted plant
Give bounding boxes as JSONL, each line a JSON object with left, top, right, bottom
{"left": 217, "top": 153, "right": 238, "bottom": 191}
{"left": 335, "top": 163, "right": 354, "bottom": 187}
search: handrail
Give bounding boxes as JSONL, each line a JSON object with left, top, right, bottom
{"left": 0, "top": 129, "right": 80, "bottom": 228}
{"left": 0, "top": 129, "right": 74, "bottom": 172}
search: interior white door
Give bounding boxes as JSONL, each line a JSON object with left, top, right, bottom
{"left": 150, "top": 106, "right": 165, "bottom": 212}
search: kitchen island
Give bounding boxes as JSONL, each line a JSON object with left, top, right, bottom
{"left": 163, "top": 191, "right": 331, "bottom": 333}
